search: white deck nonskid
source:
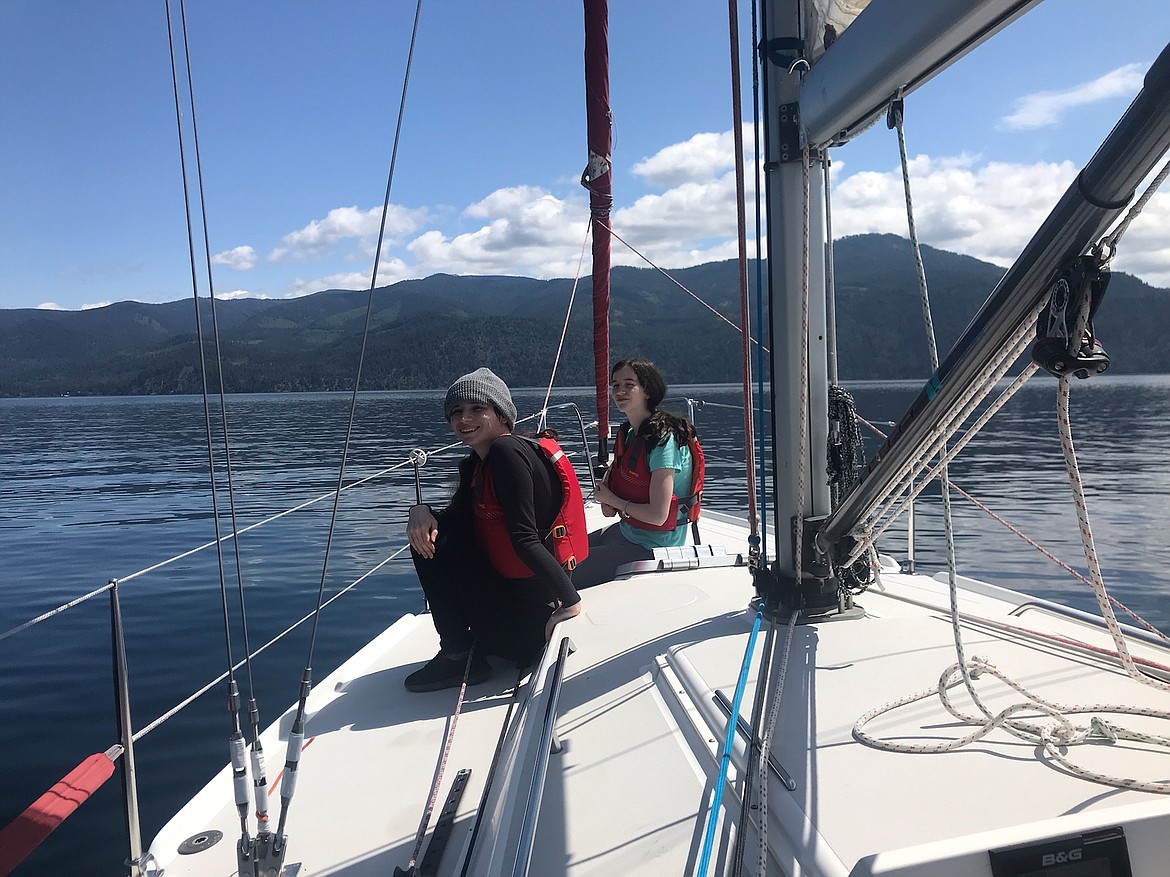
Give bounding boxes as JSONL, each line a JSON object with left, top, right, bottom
{"left": 146, "top": 512, "right": 1170, "bottom": 876}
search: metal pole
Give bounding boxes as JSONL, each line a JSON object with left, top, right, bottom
{"left": 110, "top": 579, "right": 144, "bottom": 876}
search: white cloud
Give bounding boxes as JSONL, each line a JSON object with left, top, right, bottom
{"left": 1001, "top": 63, "right": 1145, "bottom": 130}
{"left": 404, "top": 187, "right": 589, "bottom": 278}
{"left": 211, "top": 245, "right": 257, "bottom": 271}
{"left": 262, "top": 128, "right": 1170, "bottom": 303}
{"left": 269, "top": 204, "right": 426, "bottom": 263}
{"left": 830, "top": 154, "right": 1078, "bottom": 266}
{"left": 631, "top": 131, "right": 738, "bottom": 189}
{"left": 218, "top": 289, "right": 268, "bottom": 301}
{"left": 284, "top": 258, "right": 419, "bottom": 299}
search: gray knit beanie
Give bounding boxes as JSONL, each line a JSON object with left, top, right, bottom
{"left": 443, "top": 367, "right": 517, "bottom": 426}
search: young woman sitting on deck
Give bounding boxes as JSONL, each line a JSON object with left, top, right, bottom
{"left": 572, "top": 358, "right": 701, "bottom": 589}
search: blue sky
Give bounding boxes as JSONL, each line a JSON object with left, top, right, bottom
{"left": 1, "top": 0, "right": 1167, "bottom": 312}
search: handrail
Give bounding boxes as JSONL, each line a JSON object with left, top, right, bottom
{"left": 510, "top": 635, "right": 576, "bottom": 877}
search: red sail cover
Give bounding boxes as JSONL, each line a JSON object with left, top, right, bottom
{"left": 583, "top": 0, "right": 612, "bottom": 456}
{"left": 0, "top": 752, "right": 116, "bottom": 876}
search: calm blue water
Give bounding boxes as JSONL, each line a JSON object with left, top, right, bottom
{"left": 2, "top": 377, "right": 1168, "bottom": 876}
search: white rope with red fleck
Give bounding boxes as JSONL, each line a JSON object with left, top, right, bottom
{"left": 401, "top": 649, "right": 477, "bottom": 872}
{"left": 1056, "top": 375, "right": 1170, "bottom": 696}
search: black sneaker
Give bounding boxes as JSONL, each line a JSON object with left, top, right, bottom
{"left": 404, "top": 651, "right": 492, "bottom": 693}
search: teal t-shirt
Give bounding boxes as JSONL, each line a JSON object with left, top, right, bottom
{"left": 618, "top": 429, "right": 694, "bottom": 550}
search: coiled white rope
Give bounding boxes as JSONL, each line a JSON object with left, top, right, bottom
{"left": 853, "top": 361, "right": 1170, "bottom": 793}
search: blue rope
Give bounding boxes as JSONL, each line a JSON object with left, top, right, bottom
{"left": 696, "top": 599, "right": 765, "bottom": 877}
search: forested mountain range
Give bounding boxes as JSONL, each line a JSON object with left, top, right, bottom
{"left": 2, "top": 234, "right": 1166, "bottom": 397}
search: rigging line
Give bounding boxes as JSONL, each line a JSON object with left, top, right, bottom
{"left": 853, "top": 656, "right": 1170, "bottom": 794}
{"left": 844, "top": 346, "right": 1039, "bottom": 567}
{"left": 855, "top": 325, "right": 1170, "bottom": 793}
{"left": 165, "top": 0, "right": 254, "bottom": 847}
{"left": 756, "top": 610, "right": 799, "bottom": 877}
{"left": 303, "top": 0, "right": 423, "bottom": 669}
{"left": 115, "top": 448, "right": 454, "bottom": 587}
{"left": 749, "top": 0, "right": 769, "bottom": 566}
{"left": 892, "top": 102, "right": 953, "bottom": 533}
{"left": 726, "top": 0, "right": 760, "bottom": 555}
{"left": 606, "top": 225, "right": 770, "bottom": 353}
{"left": 175, "top": 0, "right": 265, "bottom": 765}
{"left": 855, "top": 409, "right": 1165, "bottom": 637}
{"left": 1057, "top": 376, "right": 1170, "bottom": 694}
{"left": 1098, "top": 154, "right": 1170, "bottom": 257}
{"left": 277, "top": 0, "right": 426, "bottom": 848}
{"left": 0, "top": 582, "right": 113, "bottom": 644}
{"left": 755, "top": 144, "right": 813, "bottom": 877}
{"left": 823, "top": 151, "right": 839, "bottom": 385}
{"left": 949, "top": 481, "right": 1167, "bottom": 640}
{"left": 134, "top": 545, "right": 409, "bottom": 743}
{"left": 893, "top": 95, "right": 981, "bottom": 711}
{"left": 457, "top": 666, "right": 528, "bottom": 877}
{"left": 730, "top": 618, "right": 777, "bottom": 877}
{"left": 847, "top": 309, "right": 1043, "bottom": 554}
{"left": 696, "top": 600, "right": 765, "bottom": 877}
{"left": 399, "top": 645, "right": 479, "bottom": 876}
{"left": 538, "top": 222, "right": 591, "bottom": 433}
{"left": 731, "top": 15, "right": 774, "bottom": 866}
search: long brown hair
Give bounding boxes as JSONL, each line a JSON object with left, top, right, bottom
{"left": 611, "top": 358, "right": 694, "bottom": 447}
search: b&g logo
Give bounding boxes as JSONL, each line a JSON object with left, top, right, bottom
{"left": 1041, "top": 848, "right": 1083, "bottom": 866}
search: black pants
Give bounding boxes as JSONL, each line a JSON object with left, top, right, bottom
{"left": 411, "top": 533, "right": 553, "bottom": 666}
{"left": 570, "top": 523, "right": 654, "bottom": 589}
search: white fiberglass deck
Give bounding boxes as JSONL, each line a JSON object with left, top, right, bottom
{"left": 145, "top": 510, "right": 1170, "bottom": 876}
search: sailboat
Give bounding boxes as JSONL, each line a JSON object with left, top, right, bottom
{"left": 5, "top": 1, "right": 1170, "bottom": 875}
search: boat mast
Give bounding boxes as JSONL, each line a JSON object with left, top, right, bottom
{"left": 759, "top": 0, "right": 1065, "bottom": 611}
{"left": 583, "top": 0, "right": 613, "bottom": 465}
{"left": 759, "top": 0, "right": 835, "bottom": 610}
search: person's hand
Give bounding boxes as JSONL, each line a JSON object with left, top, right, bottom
{"left": 545, "top": 601, "right": 582, "bottom": 641}
{"left": 406, "top": 505, "right": 440, "bottom": 559}
{"left": 595, "top": 481, "right": 618, "bottom": 510}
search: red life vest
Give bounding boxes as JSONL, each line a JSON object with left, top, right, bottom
{"left": 471, "top": 434, "right": 589, "bottom": 579}
{"left": 608, "top": 422, "right": 704, "bottom": 532}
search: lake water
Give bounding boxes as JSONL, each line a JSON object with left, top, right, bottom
{"left": 2, "top": 377, "right": 1169, "bottom": 876}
